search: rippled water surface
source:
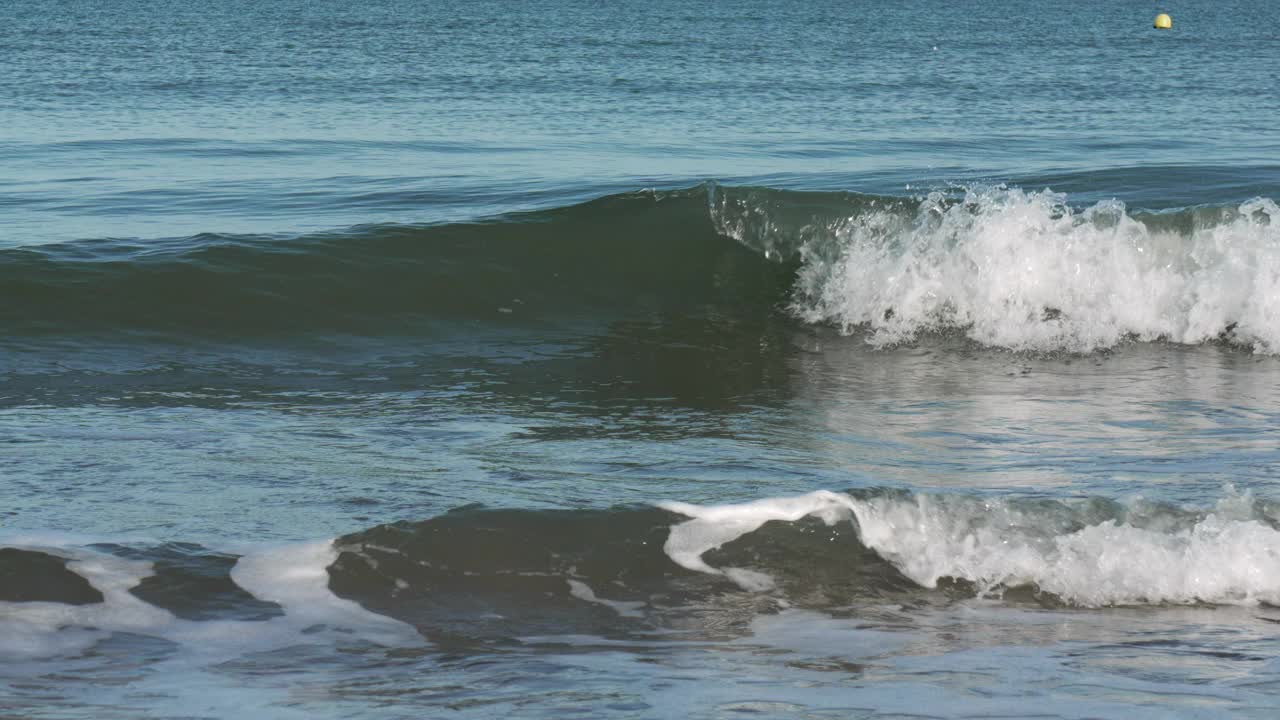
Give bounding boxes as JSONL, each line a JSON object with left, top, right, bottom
{"left": 3, "top": 0, "right": 1280, "bottom": 718}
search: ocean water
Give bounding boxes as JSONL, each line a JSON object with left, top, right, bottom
{"left": 4, "top": 0, "right": 1280, "bottom": 717}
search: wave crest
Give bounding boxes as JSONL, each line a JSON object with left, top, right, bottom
{"left": 8, "top": 184, "right": 1279, "bottom": 353}
{"left": 774, "top": 187, "right": 1280, "bottom": 352}
{"left": 665, "top": 489, "right": 1280, "bottom": 608}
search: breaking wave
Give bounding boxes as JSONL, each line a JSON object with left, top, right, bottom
{"left": 5, "top": 183, "right": 1279, "bottom": 353}
{"left": 663, "top": 489, "right": 1280, "bottom": 607}
{"left": 5, "top": 488, "right": 1280, "bottom": 661}
{"left": 714, "top": 186, "right": 1280, "bottom": 352}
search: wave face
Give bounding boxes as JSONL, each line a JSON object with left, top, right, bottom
{"left": 325, "top": 489, "right": 1280, "bottom": 644}
{"left": 4, "top": 184, "right": 1279, "bottom": 352}
{"left": 326, "top": 501, "right": 917, "bottom": 644}
{"left": 0, "top": 188, "right": 788, "bottom": 340}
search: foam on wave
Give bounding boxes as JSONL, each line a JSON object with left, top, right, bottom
{"left": 663, "top": 489, "right": 1280, "bottom": 607}
{"left": 0, "top": 539, "right": 419, "bottom": 662}
{"left": 800, "top": 189, "right": 1280, "bottom": 352}
{"left": 6, "top": 487, "right": 1280, "bottom": 663}
{"left": 9, "top": 184, "right": 1279, "bottom": 353}
{"left": 713, "top": 185, "right": 1280, "bottom": 352}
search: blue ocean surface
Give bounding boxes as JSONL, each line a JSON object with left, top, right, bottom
{"left": 3, "top": 1, "right": 1280, "bottom": 718}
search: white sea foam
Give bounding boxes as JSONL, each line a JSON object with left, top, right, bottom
{"left": 661, "top": 491, "right": 855, "bottom": 591}
{"left": 566, "top": 579, "right": 647, "bottom": 618}
{"left": 785, "top": 188, "right": 1280, "bottom": 352}
{"left": 0, "top": 547, "right": 164, "bottom": 660}
{"left": 0, "top": 539, "right": 421, "bottom": 663}
{"left": 853, "top": 491, "right": 1280, "bottom": 606}
{"left": 660, "top": 490, "right": 1280, "bottom": 607}
{"left": 231, "top": 540, "right": 421, "bottom": 647}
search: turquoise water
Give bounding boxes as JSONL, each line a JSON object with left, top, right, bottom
{"left": 4, "top": 1, "right": 1280, "bottom": 718}
{"left": 5, "top": 0, "right": 1278, "bottom": 243}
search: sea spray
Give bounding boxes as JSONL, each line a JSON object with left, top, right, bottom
{"left": 779, "top": 188, "right": 1280, "bottom": 352}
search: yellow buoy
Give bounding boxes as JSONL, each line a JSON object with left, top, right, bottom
{"left": 1154, "top": 13, "right": 1172, "bottom": 29}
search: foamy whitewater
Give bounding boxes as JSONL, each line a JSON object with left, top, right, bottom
{"left": 8, "top": 487, "right": 1279, "bottom": 669}
{"left": 664, "top": 490, "right": 1280, "bottom": 607}
{"left": 0, "top": 538, "right": 420, "bottom": 664}
{"left": 748, "top": 189, "right": 1280, "bottom": 352}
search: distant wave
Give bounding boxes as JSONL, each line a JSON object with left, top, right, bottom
{"left": 4, "top": 183, "right": 1278, "bottom": 352}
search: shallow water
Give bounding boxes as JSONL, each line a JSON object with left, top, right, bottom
{"left": 4, "top": 0, "right": 1280, "bottom": 717}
